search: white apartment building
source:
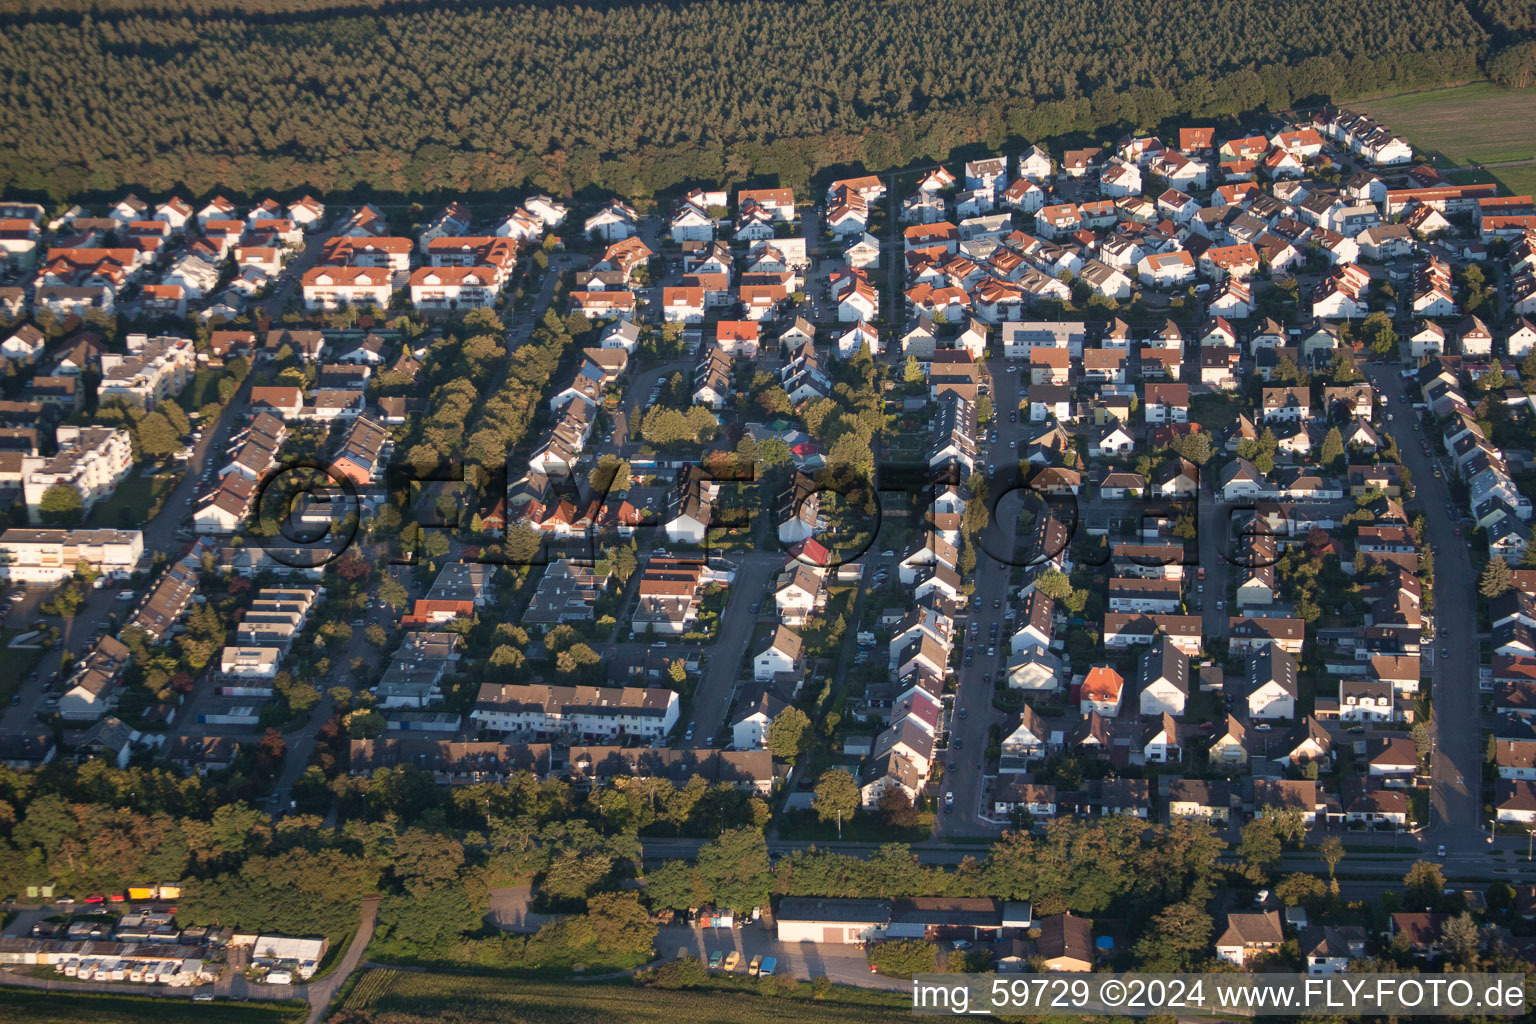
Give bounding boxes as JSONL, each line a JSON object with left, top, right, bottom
{"left": 22, "top": 425, "right": 133, "bottom": 521}
{"left": 97, "top": 334, "right": 195, "bottom": 409}
{"left": 0, "top": 527, "right": 143, "bottom": 583}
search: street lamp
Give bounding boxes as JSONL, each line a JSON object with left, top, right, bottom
{"left": 1528, "top": 827, "right": 1535, "bottom": 862}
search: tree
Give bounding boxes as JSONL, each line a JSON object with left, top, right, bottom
{"left": 877, "top": 787, "right": 919, "bottom": 829}
{"left": 1480, "top": 556, "right": 1514, "bottom": 598}
{"left": 1403, "top": 860, "right": 1446, "bottom": 908}
{"left": 586, "top": 891, "right": 657, "bottom": 956}
{"left": 646, "top": 956, "right": 710, "bottom": 989}
{"left": 1271, "top": 355, "right": 1303, "bottom": 386}
{"left": 1362, "top": 311, "right": 1397, "bottom": 357}
{"left": 1478, "top": 364, "right": 1507, "bottom": 393}
{"left": 867, "top": 938, "right": 938, "bottom": 978}
{"left": 643, "top": 860, "right": 706, "bottom": 912}
{"left": 159, "top": 401, "right": 191, "bottom": 438}
{"left": 136, "top": 411, "right": 180, "bottom": 458}
{"left": 694, "top": 828, "right": 771, "bottom": 914}
{"left": 1319, "top": 427, "right": 1344, "bottom": 471}
{"left": 1329, "top": 348, "right": 1362, "bottom": 383}
{"left": 903, "top": 355, "right": 924, "bottom": 384}
{"left": 1132, "top": 900, "right": 1211, "bottom": 971}
{"left": 1273, "top": 871, "right": 1327, "bottom": 909}
{"left": 1488, "top": 42, "right": 1536, "bottom": 89}
{"left": 813, "top": 768, "right": 860, "bottom": 839}
{"left": 826, "top": 431, "right": 874, "bottom": 478}
{"left": 37, "top": 483, "right": 83, "bottom": 527}
{"left": 1441, "top": 911, "right": 1480, "bottom": 965}
{"left": 1170, "top": 430, "right": 1212, "bottom": 466}
{"left": 767, "top": 707, "right": 811, "bottom": 763}
{"left": 1319, "top": 835, "right": 1344, "bottom": 879}
{"left": 378, "top": 579, "right": 409, "bottom": 611}
{"left": 754, "top": 437, "right": 793, "bottom": 470}
{"left": 593, "top": 455, "right": 631, "bottom": 494}
{"left": 488, "top": 644, "right": 525, "bottom": 670}
{"left": 1035, "top": 569, "right": 1074, "bottom": 601}
{"left": 1411, "top": 721, "right": 1431, "bottom": 764}
{"left": 542, "top": 846, "right": 615, "bottom": 902}
{"left": 1238, "top": 816, "right": 1284, "bottom": 880}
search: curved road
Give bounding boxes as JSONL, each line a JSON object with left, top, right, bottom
{"left": 303, "top": 896, "right": 380, "bottom": 1024}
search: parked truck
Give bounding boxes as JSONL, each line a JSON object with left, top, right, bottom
{"left": 759, "top": 956, "right": 777, "bottom": 977}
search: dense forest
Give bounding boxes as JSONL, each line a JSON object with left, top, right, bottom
{"left": 0, "top": 0, "right": 1508, "bottom": 200}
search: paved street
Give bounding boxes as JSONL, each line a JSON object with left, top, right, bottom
{"left": 936, "top": 356, "right": 1026, "bottom": 836}
{"left": 1361, "top": 359, "right": 1483, "bottom": 854}
{"left": 686, "top": 549, "right": 780, "bottom": 747}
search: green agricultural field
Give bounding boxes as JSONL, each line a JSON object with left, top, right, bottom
{"left": 1354, "top": 83, "right": 1536, "bottom": 168}
{"left": 337, "top": 969, "right": 911, "bottom": 1024}
{"left": 1447, "top": 164, "right": 1536, "bottom": 202}
{"left": 0, "top": 991, "right": 305, "bottom": 1024}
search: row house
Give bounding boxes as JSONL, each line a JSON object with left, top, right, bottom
{"left": 471, "top": 683, "right": 680, "bottom": 741}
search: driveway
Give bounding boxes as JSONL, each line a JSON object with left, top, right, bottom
{"left": 660, "top": 921, "right": 907, "bottom": 992}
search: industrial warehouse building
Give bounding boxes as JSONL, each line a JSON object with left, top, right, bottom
{"left": 775, "top": 897, "right": 1033, "bottom": 945}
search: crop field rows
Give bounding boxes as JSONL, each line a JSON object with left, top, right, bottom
{"left": 1354, "top": 83, "right": 1536, "bottom": 172}
{"left": 336, "top": 969, "right": 908, "bottom": 1024}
